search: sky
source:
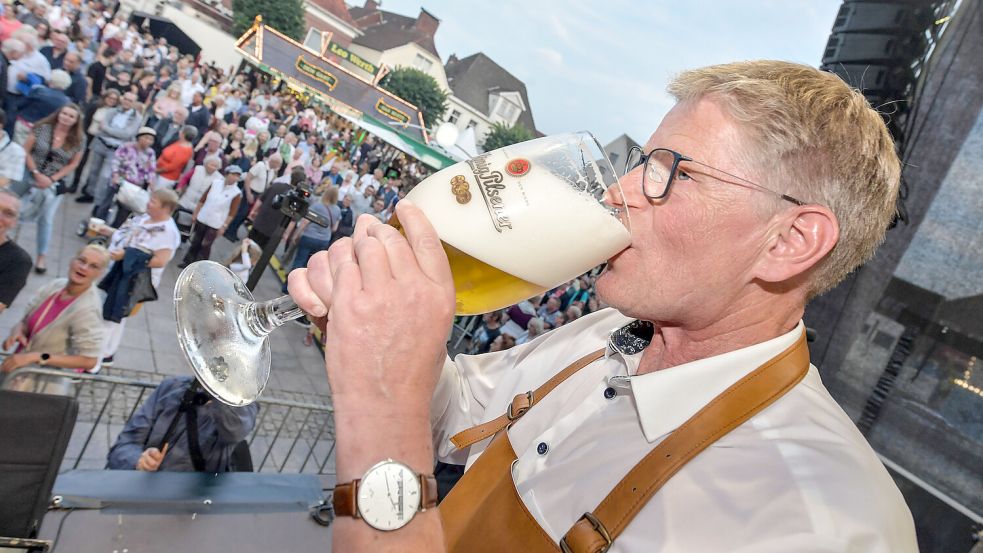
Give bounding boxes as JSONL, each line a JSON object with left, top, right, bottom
{"left": 372, "top": 0, "right": 844, "bottom": 146}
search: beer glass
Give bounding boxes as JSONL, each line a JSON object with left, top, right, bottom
{"left": 175, "top": 132, "right": 631, "bottom": 405}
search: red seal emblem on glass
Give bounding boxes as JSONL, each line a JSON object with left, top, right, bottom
{"left": 505, "top": 158, "right": 531, "bottom": 177}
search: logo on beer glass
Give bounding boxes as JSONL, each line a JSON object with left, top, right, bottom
{"left": 450, "top": 175, "right": 472, "bottom": 204}
{"left": 467, "top": 153, "right": 514, "bottom": 233}
{"left": 506, "top": 158, "right": 531, "bottom": 177}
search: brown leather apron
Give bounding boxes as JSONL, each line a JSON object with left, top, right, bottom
{"left": 440, "top": 333, "right": 810, "bottom": 553}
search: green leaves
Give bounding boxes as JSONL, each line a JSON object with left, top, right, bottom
{"left": 232, "top": 0, "right": 305, "bottom": 41}
{"left": 379, "top": 67, "right": 449, "bottom": 128}
{"left": 482, "top": 122, "right": 534, "bottom": 152}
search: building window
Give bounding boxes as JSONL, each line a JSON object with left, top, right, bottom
{"left": 494, "top": 96, "right": 520, "bottom": 124}
{"left": 414, "top": 54, "right": 433, "bottom": 72}
{"left": 303, "top": 29, "right": 323, "bottom": 53}
{"left": 448, "top": 110, "right": 461, "bottom": 124}
{"left": 467, "top": 120, "right": 478, "bottom": 130}
{"left": 608, "top": 152, "right": 620, "bottom": 168}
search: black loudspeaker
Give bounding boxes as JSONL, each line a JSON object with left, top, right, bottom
{"left": 823, "top": 32, "right": 928, "bottom": 65}
{"left": 0, "top": 391, "right": 78, "bottom": 539}
{"left": 821, "top": 63, "right": 916, "bottom": 96}
{"left": 831, "top": 2, "right": 936, "bottom": 34}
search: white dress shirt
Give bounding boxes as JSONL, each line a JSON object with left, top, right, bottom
{"left": 432, "top": 308, "right": 917, "bottom": 552}
{"left": 196, "top": 180, "right": 240, "bottom": 230}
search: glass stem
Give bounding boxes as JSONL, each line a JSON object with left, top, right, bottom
{"left": 246, "top": 294, "right": 306, "bottom": 337}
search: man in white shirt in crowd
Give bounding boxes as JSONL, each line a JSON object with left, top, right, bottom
{"left": 289, "top": 60, "right": 917, "bottom": 552}
{"left": 244, "top": 152, "right": 282, "bottom": 209}
{"left": 358, "top": 167, "right": 383, "bottom": 192}
{"left": 179, "top": 70, "right": 205, "bottom": 106}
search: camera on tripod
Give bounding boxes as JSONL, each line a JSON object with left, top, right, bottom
{"left": 272, "top": 177, "right": 329, "bottom": 228}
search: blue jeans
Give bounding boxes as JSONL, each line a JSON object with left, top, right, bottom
{"left": 282, "top": 235, "right": 331, "bottom": 293}
{"left": 12, "top": 173, "right": 62, "bottom": 256}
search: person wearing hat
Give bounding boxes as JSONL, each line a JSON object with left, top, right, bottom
{"left": 102, "top": 125, "right": 157, "bottom": 227}
{"left": 180, "top": 164, "right": 242, "bottom": 267}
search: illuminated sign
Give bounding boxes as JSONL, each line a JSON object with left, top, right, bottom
{"left": 295, "top": 56, "right": 338, "bottom": 90}
{"left": 327, "top": 42, "right": 379, "bottom": 76}
{"left": 375, "top": 98, "right": 410, "bottom": 124}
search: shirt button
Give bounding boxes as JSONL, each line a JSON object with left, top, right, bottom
{"left": 603, "top": 387, "right": 617, "bottom": 399}
{"left": 536, "top": 442, "right": 548, "bottom": 455}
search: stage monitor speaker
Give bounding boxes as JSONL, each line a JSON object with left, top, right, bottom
{"left": 0, "top": 391, "right": 78, "bottom": 539}
{"left": 823, "top": 32, "right": 927, "bottom": 65}
{"left": 831, "top": 2, "right": 936, "bottom": 34}
{"left": 821, "top": 63, "right": 915, "bottom": 96}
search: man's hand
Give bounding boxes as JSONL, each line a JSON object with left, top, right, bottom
{"left": 33, "top": 174, "right": 54, "bottom": 189}
{"left": 109, "top": 249, "right": 125, "bottom": 261}
{"left": 1, "top": 352, "right": 41, "bottom": 373}
{"left": 136, "top": 444, "right": 169, "bottom": 471}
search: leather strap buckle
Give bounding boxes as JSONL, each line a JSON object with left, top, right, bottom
{"left": 506, "top": 391, "right": 534, "bottom": 421}
{"left": 560, "top": 512, "right": 611, "bottom": 553}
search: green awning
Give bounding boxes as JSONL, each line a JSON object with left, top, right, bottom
{"left": 344, "top": 114, "right": 456, "bottom": 171}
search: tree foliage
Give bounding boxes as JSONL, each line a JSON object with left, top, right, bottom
{"left": 482, "top": 122, "right": 535, "bottom": 152}
{"left": 232, "top": 0, "right": 305, "bottom": 41}
{"left": 379, "top": 67, "right": 448, "bottom": 128}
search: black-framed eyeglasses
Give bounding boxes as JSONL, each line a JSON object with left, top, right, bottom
{"left": 624, "top": 146, "right": 806, "bottom": 206}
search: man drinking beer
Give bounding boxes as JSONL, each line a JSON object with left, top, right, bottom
{"left": 289, "top": 61, "right": 917, "bottom": 552}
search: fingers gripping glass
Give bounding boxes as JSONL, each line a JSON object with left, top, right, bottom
{"left": 624, "top": 146, "right": 805, "bottom": 206}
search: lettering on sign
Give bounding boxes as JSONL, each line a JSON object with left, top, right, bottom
{"left": 467, "top": 153, "right": 513, "bottom": 232}
{"left": 328, "top": 42, "right": 379, "bottom": 75}
{"left": 375, "top": 98, "right": 411, "bottom": 124}
{"left": 295, "top": 55, "right": 338, "bottom": 90}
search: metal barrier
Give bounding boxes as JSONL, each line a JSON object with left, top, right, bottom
{"left": 1, "top": 366, "right": 336, "bottom": 475}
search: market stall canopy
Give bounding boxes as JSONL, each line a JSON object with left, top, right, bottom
{"left": 129, "top": 11, "right": 201, "bottom": 58}
{"left": 235, "top": 17, "right": 434, "bottom": 147}
{"left": 338, "top": 112, "right": 455, "bottom": 170}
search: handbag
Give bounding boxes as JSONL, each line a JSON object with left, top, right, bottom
{"left": 116, "top": 180, "right": 150, "bottom": 213}
{"left": 127, "top": 269, "right": 158, "bottom": 315}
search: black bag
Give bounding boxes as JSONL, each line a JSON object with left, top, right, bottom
{"left": 127, "top": 268, "right": 158, "bottom": 315}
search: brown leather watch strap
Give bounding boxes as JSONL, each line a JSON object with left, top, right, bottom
{"left": 450, "top": 348, "right": 606, "bottom": 449}
{"left": 333, "top": 474, "right": 439, "bottom": 518}
{"left": 560, "top": 333, "right": 810, "bottom": 553}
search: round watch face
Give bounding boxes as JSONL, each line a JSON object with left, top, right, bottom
{"left": 357, "top": 460, "right": 422, "bottom": 531}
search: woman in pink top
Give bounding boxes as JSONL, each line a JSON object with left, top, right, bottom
{"left": 1, "top": 244, "right": 110, "bottom": 375}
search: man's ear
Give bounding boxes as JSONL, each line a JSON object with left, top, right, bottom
{"left": 754, "top": 205, "right": 839, "bottom": 284}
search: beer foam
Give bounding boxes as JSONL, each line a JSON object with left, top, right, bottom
{"left": 407, "top": 149, "right": 630, "bottom": 288}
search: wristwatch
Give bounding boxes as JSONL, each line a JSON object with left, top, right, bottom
{"left": 332, "top": 459, "right": 438, "bottom": 531}
{"left": 39, "top": 353, "right": 51, "bottom": 366}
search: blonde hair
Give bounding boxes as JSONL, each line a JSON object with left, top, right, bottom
{"left": 667, "top": 60, "right": 900, "bottom": 297}
{"left": 77, "top": 244, "right": 111, "bottom": 269}
{"left": 152, "top": 188, "right": 180, "bottom": 212}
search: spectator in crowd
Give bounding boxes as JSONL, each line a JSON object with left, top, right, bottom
{"left": 178, "top": 155, "right": 223, "bottom": 214}
{"left": 100, "top": 125, "right": 157, "bottom": 227}
{"left": 151, "top": 105, "right": 188, "bottom": 155}
{"left": 150, "top": 82, "right": 182, "bottom": 123}
{"left": 12, "top": 102, "right": 85, "bottom": 273}
{"left": 4, "top": 27, "right": 50, "bottom": 130}
{"left": 95, "top": 188, "right": 181, "bottom": 367}
{"left": 243, "top": 148, "right": 281, "bottom": 209}
{"left": 0, "top": 189, "right": 31, "bottom": 314}
{"left": 61, "top": 51, "right": 86, "bottom": 105}
{"left": 564, "top": 304, "right": 582, "bottom": 324}
{"left": 191, "top": 129, "right": 225, "bottom": 167}
{"left": 282, "top": 186, "right": 339, "bottom": 292}
{"left": 537, "top": 296, "right": 563, "bottom": 328}
{"left": 369, "top": 197, "right": 390, "bottom": 223}
{"left": 0, "top": 37, "right": 26, "bottom": 109}
{"left": 15, "top": 67, "right": 70, "bottom": 125}
{"left": 107, "top": 376, "right": 258, "bottom": 472}
{"left": 185, "top": 90, "right": 210, "bottom": 139}
{"left": 85, "top": 46, "right": 115, "bottom": 98}
{"left": 516, "top": 317, "right": 546, "bottom": 345}
{"left": 154, "top": 124, "right": 195, "bottom": 191}
{"left": 350, "top": 183, "right": 375, "bottom": 219}
{"left": 76, "top": 89, "right": 141, "bottom": 204}
{"left": 332, "top": 192, "right": 354, "bottom": 244}
{"left": 70, "top": 87, "right": 118, "bottom": 190}
{"left": 0, "top": 5, "right": 23, "bottom": 42}
{"left": 38, "top": 28, "right": 66, "bottom": 69}
{"left": 488, "top": 333, "right": 516, "bottom": 353}
{"left": 179, "top": 69, "right": 204, "bottom": 105}
{"left": 1, "top": 244, "right": 109, "bottom": 379}
{"left": 180, "top": 164, "right": 242, "bottom": 266}
{"left": 0, "top": 108, "right": 26, "bottom": 188}
{"left": 470, "top": 311, "right": 504, "bottom": 355}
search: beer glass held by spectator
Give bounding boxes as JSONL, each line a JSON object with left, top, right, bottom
{"left": 1, "top": 244, "right": 109, "bottom": 377}
{"left": 107, "top": 376, "right": 258, "bottom": 473}
{"left": 95, "top": 189, "right": 182, "bottom": 368}
{"left": 180, "top": 164, "right": 242, "bottom": 267}
{"left": 0, "top": 189, "right": 31, "bottom": 315}
{"left": 101, "top": 126, "right": 157, "bottom": 227}
{"left": 154, "top": 125, "right": 195, "bottom": 191}
{"left": 12, "top": 102, "right": 86, "bottom": 273}
{"left": 282, "top": 186, "right": 339, "bottom": 293}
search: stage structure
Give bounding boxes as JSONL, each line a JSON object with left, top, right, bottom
{"left": 234, "top": 16, "right": 454, "bottom": 170}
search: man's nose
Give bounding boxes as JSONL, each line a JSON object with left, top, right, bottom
{"left": 603, "top": 170, "right": 646, "bottom": 209}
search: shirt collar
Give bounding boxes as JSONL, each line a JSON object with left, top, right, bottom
{"left": 606, "top": 320, "right": 805, "bottom": 443}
